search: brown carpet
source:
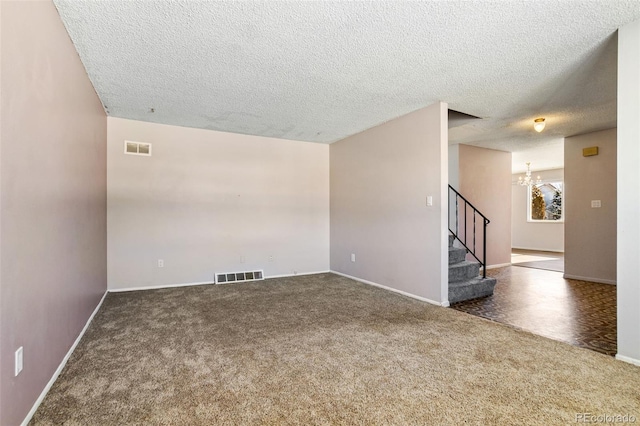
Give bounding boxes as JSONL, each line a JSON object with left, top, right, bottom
{"left": 31, "top": 273, "right": 639, "bottom": 425}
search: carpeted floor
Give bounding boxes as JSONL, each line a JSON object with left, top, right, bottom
{"left": 31, "top": 273, "right": 639, "bottom": 425}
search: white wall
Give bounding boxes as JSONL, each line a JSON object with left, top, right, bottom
{"left": 511, "top": 168, "right": 564, "bottom": 252}
{"left": 617, "top": 19, "right": 640, "bottom": 364}
{"left": 107, "top": 118, "right": 329, "bottom": 290}
{"left": 330, "top": 102, "right": 448, "bottom": 305}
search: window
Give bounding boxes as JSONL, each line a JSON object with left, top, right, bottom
{"left": 528, "top": 181, "right": 563, "bottom": 222}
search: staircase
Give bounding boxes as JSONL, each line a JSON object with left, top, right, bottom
{"left": 448, "top": 184, "right": 498, "bottom": 304}
{"left": 448, "top": 234, "right": 497, "bottom": 303}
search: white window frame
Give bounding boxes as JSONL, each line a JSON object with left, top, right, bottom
{"left": 527, "top": 180, "right": 564, "bottom": 223}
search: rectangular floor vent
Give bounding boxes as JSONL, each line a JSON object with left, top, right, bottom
{"left": 216, "top": 270, "right": 264, "bottom": 284}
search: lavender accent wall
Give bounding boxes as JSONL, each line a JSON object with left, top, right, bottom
{"left": 0, "top": 1, "right": 107, "bottom": 424}
{"left": 330, "top": 102, "right": 449, "bottom": 304}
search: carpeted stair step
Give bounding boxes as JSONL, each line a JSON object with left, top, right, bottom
{"left": 449, "top": 246, "right": 467, "bottom": 264}
{"left": 449, "top": 277, "right": 497, "bottom": 304}
{"left": 448, "top": 261, "right": 480, "bottom": 283}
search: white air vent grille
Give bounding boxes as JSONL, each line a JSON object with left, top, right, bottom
{"left": 124, "top": 140, "right": 152, "bottom": 156}
{"left": 216, "top": 270, "right": 264, "bottom": 284}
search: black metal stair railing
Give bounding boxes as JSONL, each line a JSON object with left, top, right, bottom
{"left": 448, "top": 185, "right": 490, "bottom": 278}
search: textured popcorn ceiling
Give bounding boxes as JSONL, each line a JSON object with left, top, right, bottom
{"left": 53, "top": 1, "right": 640, "bottom": 169}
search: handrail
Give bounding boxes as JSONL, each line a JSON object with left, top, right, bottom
{"left": 448, "top": 185, "right": 490, "bottom": 278}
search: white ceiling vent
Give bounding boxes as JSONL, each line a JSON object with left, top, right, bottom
{"left": 216, "top": 270, "right": 264, "bottom": 285}
{"left": 124, "top": 140, "right": 152, "bottom": 156}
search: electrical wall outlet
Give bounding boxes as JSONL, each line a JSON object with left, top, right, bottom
{"left": 240, "top": 255, "right": 245, "bottom": 264}
{"left": 591, "top": 200, "right": 602, "bottom": 208}
{"left": 158, "top": 259, "right": 164, "bottom": 268}
{"left": 351, "top": 253, "right": 356, "bottom": 262}
{"left": 268, "top": 256, "right": 274, "bottom": 262}
{"left": 15, "top": 347, "right": 23, "bottom": 376}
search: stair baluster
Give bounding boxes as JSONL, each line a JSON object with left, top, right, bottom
{"left": 448, "top": 185, "right": 489, "bottom": 278}
{"left": 447, "top": 185, "right": 497, "bottom": 304}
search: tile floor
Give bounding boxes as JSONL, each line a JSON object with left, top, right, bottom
{"left": 451, "top": 263, "right": 617, "bottom": 356}
{"left": 511, "top": 249, "right": 564, "bottom": 272}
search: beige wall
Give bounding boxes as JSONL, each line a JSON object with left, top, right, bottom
{"left": 330, "top": 102, "right": 449, "bottom": 304}
{"left": 511, "top": 168, "right": 565, "bottom": 252}
{"left": 448, "top": 144, "right": 460, "bottom": 189}
{"left": 457, "top": 145, "right": 512, "bottom": 267}
{"left": 617, "top": 19, "right": 640, "bottom": 363}
{"left": 107, "top": 118, "right": 329, "bottom": 290}
{"left": 0, "top": 2, "right": 107, "bottom": 425}
{"left": 564, "top": 128, "right": 616, "bottom": 284}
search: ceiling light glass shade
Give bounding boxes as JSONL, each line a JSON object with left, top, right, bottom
{"left": 534, "top": 118, "right": 546, "bottom": 132}
{"left": 517, "top": 162, "right": 543, "bottom": 186}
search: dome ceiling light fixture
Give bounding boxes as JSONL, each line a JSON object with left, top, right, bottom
{"left": 534, "top": 117, "right": 546, "bottom": 132}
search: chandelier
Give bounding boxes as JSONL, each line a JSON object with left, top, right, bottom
{"left": 518, "top": 162, "right": 542, "bottom": 186}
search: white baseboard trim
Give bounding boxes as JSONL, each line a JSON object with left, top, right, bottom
{"left": 615, "top": 354, "right": 640, "bottom": 367}
{"left": 563, "top": 274, "right": 616, "bottom": 285}
{"left": 109, "top": 271, "right": 332, "bottom": 292}
{"left": 266, "top": 270, "right": 331, "bottom": 279}
{"left": 485, "top": 263, "right": 511, "bottom": 270}
{"left": 21, "top": 290, "right": 108, "bottom": 426}
{"left": 330, "top": 270, "right": 449, "bottom": 307}
{"left": 109, "top": 280, "right": 215, "bottom": 292}
{"left": 512, "top": 246, "right": 564, "bottom": 253}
